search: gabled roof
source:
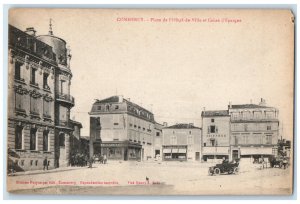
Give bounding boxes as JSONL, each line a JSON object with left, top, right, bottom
{"left": 202, "top": 110, "right": 229, "bottom": 117}
{"left": 230, "top": 104, "right": 273, "bottom": 109}
{"left": 164, "top": 123, "right": 201, "bottom": 129}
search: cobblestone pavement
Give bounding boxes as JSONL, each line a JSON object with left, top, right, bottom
{"left": 6, "top": 159, "right": 292, "bottom": 195}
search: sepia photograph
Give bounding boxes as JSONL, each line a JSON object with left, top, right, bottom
{"left": 6, "top": 8, "right": 294, "bottom": 196}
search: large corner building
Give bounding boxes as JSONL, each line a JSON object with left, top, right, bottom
{"left": 7, "top": 24, "right": 80, "bottom": 172}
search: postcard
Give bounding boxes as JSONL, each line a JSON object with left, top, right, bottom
{"left": 7, "top": 8, "right": 294, "bottom": 195}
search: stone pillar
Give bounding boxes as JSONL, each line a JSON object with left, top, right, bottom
{"left": 65, "top": 133, "right": 70, "bottom": 166}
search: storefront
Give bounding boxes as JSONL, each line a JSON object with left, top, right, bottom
{"left": 162, "top": 145, "right": 187, "bottom": 161}
{"left": 101, "top": 141, "right": 142, "bottom": 161}
{"left": 202, "top": 146, "right": 229, "bottom": 162}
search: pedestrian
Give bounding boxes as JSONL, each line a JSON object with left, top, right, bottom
{"left": 283, "top": 157, "right": 288, "bottom": 169}
{"left": 103, "top": 154, "right": 107, "bottom": 164}
{"left": 43, "top": 157, "right": 48, "bottom": 170}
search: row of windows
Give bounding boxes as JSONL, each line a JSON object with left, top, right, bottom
{"left": 233, "top": 135, "right": 273, "bottom": 145}
{"left": 15, "top": 61, "right": 69, "bottom": 95}
{"left": 15, "top": 126, "right": 50, "bottom": 151}
{"left": 172, "top": 131, "right": 193, "bottom": 135}
{"left": 97, "top": 104, "right": 119, "bottom": 111}
{"left": 15, "top": 93, "right": 52, "bottom": 118}
{"left": 129, "top": 123, "right": 152, "bottom": 132}
{"left": 14, "top": 62, "right": 51, "bottom": 91}
{"left": 231, "top": 124, "right": 272, "bottom": 131}
{"left": 169, "top": 136, "right": 194, "bottom": 145}
{"left": 231, "top": 111, "right": 277, "bottom": 120}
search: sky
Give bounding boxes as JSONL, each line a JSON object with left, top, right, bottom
{"left": 9, "top": 9, "right": 294, "bottom": 139}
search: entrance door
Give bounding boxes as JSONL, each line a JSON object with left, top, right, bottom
{"left": 232, "top": 150, "right": 239, "bottom": 161}
{"left": 195, "top": 152, "right": 200, "bottom": 161}
{"left": 155, "top": 150, "right": 160, "bottom": 157}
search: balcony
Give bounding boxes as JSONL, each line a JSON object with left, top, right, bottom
{"left": 56, "top": 93, "right": 75, "bottom": 106}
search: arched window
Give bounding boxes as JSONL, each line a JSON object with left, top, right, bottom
{"left": 43, "top": 130, "right": 49, "bottom": 151}
{"left": 30, "top": 128, "right": 37, "bottom": 150}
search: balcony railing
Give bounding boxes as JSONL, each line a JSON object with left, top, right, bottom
{"left": 56, "top": 93, "right": 75, "bottom": 105}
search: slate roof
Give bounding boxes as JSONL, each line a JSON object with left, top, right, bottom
{"left": 230, "top": 104, "right": 273, "bottom": 109}
{"left": 164, "top": 123, "right": 201, "bottom": 129}
{"left": 94, "top": 96, "right": 120, "bottom": 104}
{"left": 201, "top": 110, "right": 229, "bottom": 117}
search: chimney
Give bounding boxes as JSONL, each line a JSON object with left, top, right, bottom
{"left": 25, "top": 27, "right": 36, "bottom": 36}
{"left": 163, "top": 122, "right": 168, "bottom": 127}
{"left": 229, "top": 101, "right": 232, "bottom": 109}
{"left": 259, "top": 98, "right": 266, "bottom": 106}
{"left": 118, "top": 95, "right": 123, "bottom": 103}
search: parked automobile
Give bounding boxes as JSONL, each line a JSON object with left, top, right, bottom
{"left": 208, "top": 160, "right": 240, "bottom": 176}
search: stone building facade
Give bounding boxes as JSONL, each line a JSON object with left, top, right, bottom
{"left": 89, "top": 96, "right": 161, "bottom": 161}
{"left": 162, "top": 123, "right": 201, "bottom": 161}
{"left": 201, "top": 111, "right": 231, "bottom": 162}
{"left": 228, "top": 99, "right": 279, "bottom": 161}
{"left": 201, "top": 99, "right": 280, "bottom": 162}
{"left": 7, "top": 24, "right": 78, "bottom": 172}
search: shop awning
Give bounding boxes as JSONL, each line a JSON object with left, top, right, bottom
{"left": 178, "top": 149, "right": 187, "bottom": 153}
{"left": 172, "top": 149, "right": 179, "bottom": 153}
{"left": 240, "top": 147, "right": 274, "bottom": 155}
{"left": 163, "top": 149, "right": 171, "bottom": 153}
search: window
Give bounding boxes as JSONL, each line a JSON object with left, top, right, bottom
{"left": 209, "top": 125, "right": 216, "bottom": 133}
{"left": 43, "top": 130, "right": 49, "bottom": 151}
{"left": 244, "top": 124, "right": 248, "bottom": 131}
{"left": 203, "top": 143, "right": 206, "bottom": 147}
{"left": 266, "top": 135, "right": 272, "bottom": 144}
{"left": 267, "top": 125, "right": 271, "bottom": 130}
{"left": 113, "top": 123, "right": 119, "bottom": 125}
{"left": 30, "top": 68, "right": 37, "bottom": 85}
{"left": 43, "top": 73, "right": 49, "bottom": 90}
{"left": 43, "top": 100, "right": 51, "bottom": 117}
{"left": 59, "top": 133, "right": 65, "bottom": 147}
{"left": 187, "top": 136, "right": 193, "bottom": 144}
{"left": 14, "top": 61, "right": 22, "bottom": 80}
{"left": 156, "top": 132, "right": 160, "bottom": 137}
{"left": 20, "top": 160, "right": 25, "bottom": 166}
{"left": 189, "top": 131, "right": 192, "bottom": 135}
{"left": 115, "top": 105, "right": 119, "bottom": 110}
{"left": 30, "top": 97, "right": 39, "bottom": 114}
{"left": 35, "top": 160, "right": 38, "bottom": 166}
{"left": 15, "top": 125, "right": 23, "bottom": 149}
{"left": 211, "top": 119, "right": 215, "bottom": 123}
{"left": 97, "top": 106, "right": 101, "bottom": 110}
{"left": 30, "top": 128, "right": 37, "bottom": 150}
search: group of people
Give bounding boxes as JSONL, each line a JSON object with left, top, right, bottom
{"left": 94, "top": 154, "right": 107, "bottom": 164}
{"left": 70, "top": 152, "right": 89, "bottom": 167}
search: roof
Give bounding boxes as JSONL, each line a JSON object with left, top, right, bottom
{"left": 94, "top": 96, "right": 120, "bottom": 104}
{"left": 164, "top": 123, "right": 201, "bottom": 129}
{"left": 202, "top": 110, "right": 229, "bottom": 117}
{"left": 229, "top": 104, "right": 273, "bottom": 109}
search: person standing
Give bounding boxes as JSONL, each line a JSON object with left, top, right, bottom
{"left": 43, "top": 157, "right": 48, "bottom": 170}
